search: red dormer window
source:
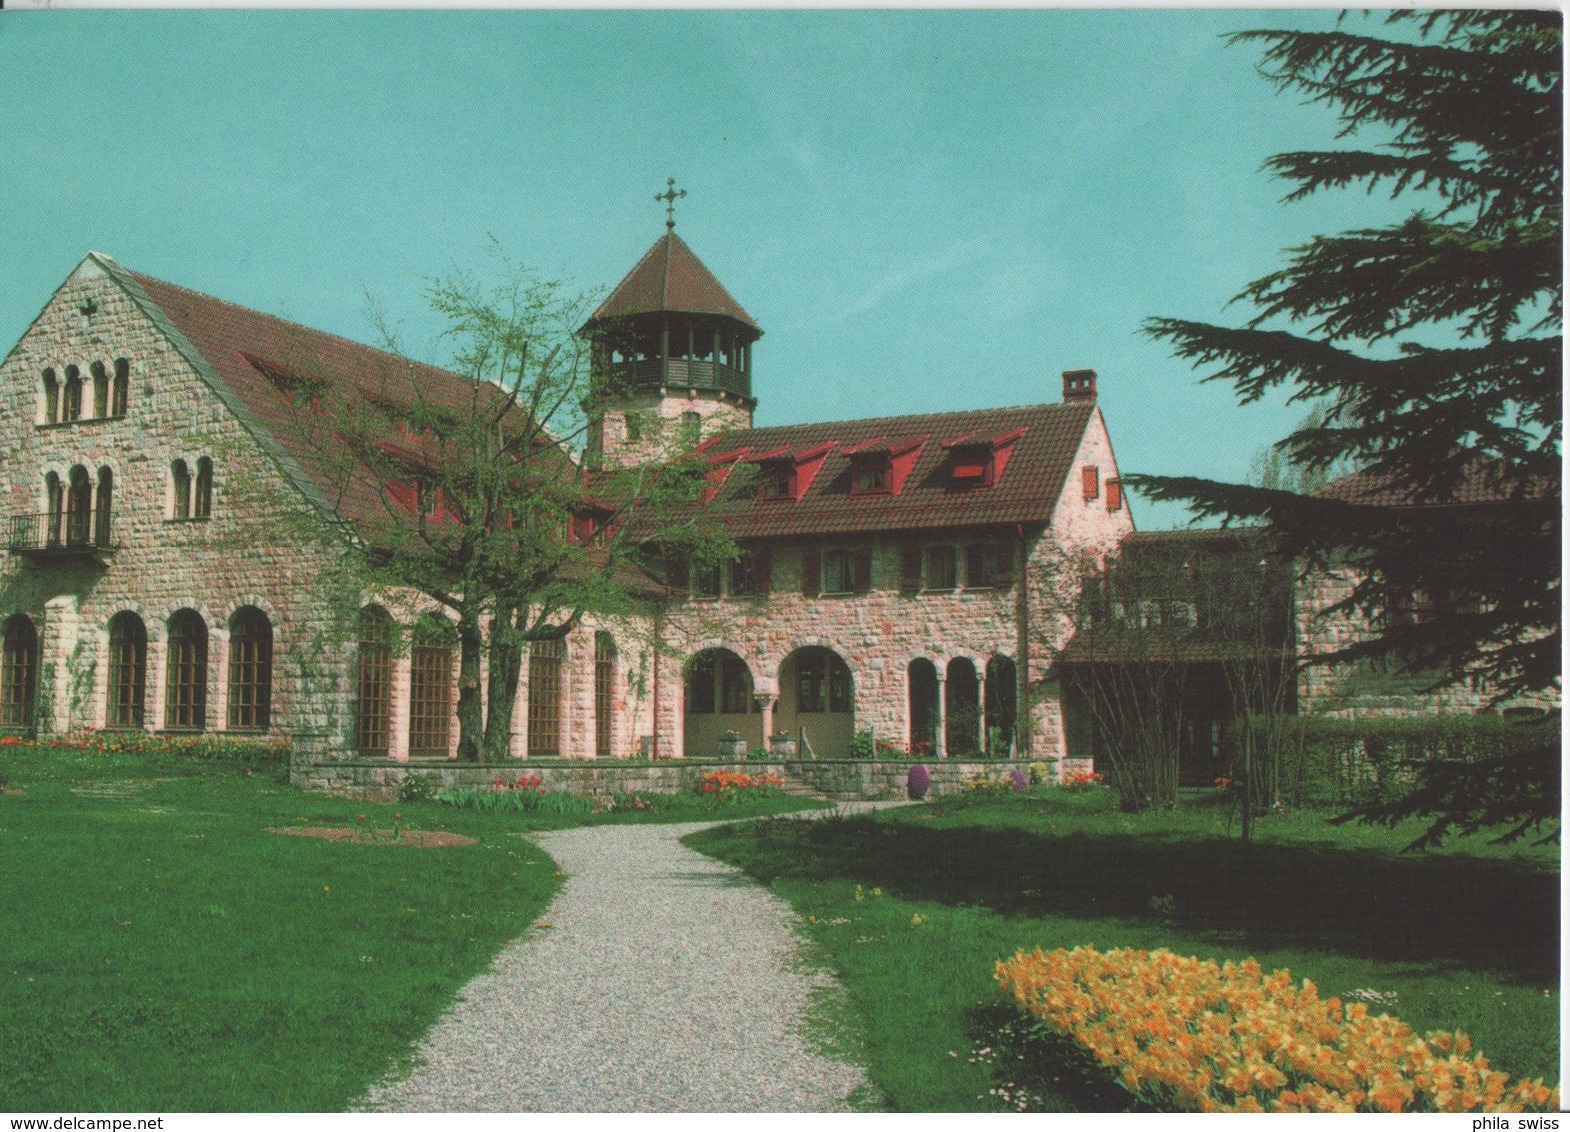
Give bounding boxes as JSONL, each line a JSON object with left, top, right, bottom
{"left": 950, "top": 445, "right": 994, "bottom": 488}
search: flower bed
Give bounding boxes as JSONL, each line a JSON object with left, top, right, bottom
{"left": 694, "top": 768, "right": 785, "bottom": 800}
{"left": 995, "top": 945, "right": 1559, "bottom": 1113}
{"left": 1, "top": 731, "right": 288, "bottom": 763}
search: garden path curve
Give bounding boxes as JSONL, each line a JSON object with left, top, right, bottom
{"left": 359, "top": 814, "right": 873, "bottom": 1112}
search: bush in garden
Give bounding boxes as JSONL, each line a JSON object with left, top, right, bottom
{"left": 907, "top": 763, "right": 930, "bottom": 800}
{"left": 1027, "top": 760, "right": 1051, "bottom": 786}
{"left": 995, "top": 945, "right": 1559, "bottom": 1113}
{"left": 1010, "top": 767, "right": 1029, "bottom": 792}
{"left": 1059, "top": 769, "right": 1105, "bottom": 792}
{"left": 693, "top": 768, "right": 785, "bottom": 803}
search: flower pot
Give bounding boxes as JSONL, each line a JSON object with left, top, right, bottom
{"left": 716, "top": 737, "right": 748, "bottom": 761}
{"left": 770, "top": 733, "right": 798, "bottom": 760}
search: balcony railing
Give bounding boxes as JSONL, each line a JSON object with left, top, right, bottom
{"left": 603, "top": 358, "right": 752, "bottom": 401}
{"left": 7, "top": 511, "right": 115, "bottom": 556}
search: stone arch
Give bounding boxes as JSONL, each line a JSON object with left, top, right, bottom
{"left": 41, "top": 367, "right": 59, "bottom": 424}
{"left": 778, "top": 644, "right": 855, "bottom": 757}
{"left": 945, "top": 656, "right": 981, "bottom": 757}
{"left": 105, "top": 610, "right": 148, "bottom": 729}
{"left": 226, "top": 606, "right": 273, "bottom": 731}
{"left": 907, "top": 657, "right": 939, "bottom": 757}
{"left": 164, "top": 609, "right": 209, "bottom": 732}
{"left": 62, "top": 365, "right": 83, "bottom": 421}
{"left": 111, "top": 358, "right": 130, "bottom": 417}
{"left": 683, "top": 646, "right": 761, "bottom": 757}
{"left": 984, "top": 654, "right": 1018, "bottom": 756}
{"left": 66, "top": 465, "right": 92, "bottom": 546}
{"left": 356, "top": 604, "right": 396, "bottom": 756}
{"left": 90, "top": 361, "right": 109, "bottom": 418}
{"left": 1, "top": 614, "right": 39, "bottom": 731}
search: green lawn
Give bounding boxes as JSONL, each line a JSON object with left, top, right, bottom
{"left": 686, "top": 788, "right": 1561, "bottom": 1112}
{"left": 0, "top": 743, "right": 819, "bottom": 1112}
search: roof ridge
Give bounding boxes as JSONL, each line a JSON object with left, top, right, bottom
{"left": 125, "top": 266, "right": 465, "bottom": 384}
{"left": 733, "top": 399, "right": 1089, "bottom": 436}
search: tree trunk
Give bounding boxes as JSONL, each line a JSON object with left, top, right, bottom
{"left": 455, "top": 610, "right": 484, "bottom": 761}
{"left": 482, "top": 604, "right": 523, "bottom": 761}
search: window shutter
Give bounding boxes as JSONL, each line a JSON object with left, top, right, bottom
{"left": 1106, "top": 478, "right": 1122, "bottom": 511}
{"left": 853, "top": 548, "right": 873, "bottom": 593}
{"left": 669, "top": 557, "right": 689, "bottom": 594}
{"left": 801, "top": 548, "right": 821, "bottom": 597}
{"left": 901, "top": 545, "right": 923, "bottom": 593}
{"left": 755, "top": 545, "right": 773, "bottom": 595}
{"left": 1082, "top": 465, "right": 1100, "bottom": 500}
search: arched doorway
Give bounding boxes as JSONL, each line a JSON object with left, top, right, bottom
{"left": 907, "top": 658, "right": 938, "bottom": 757}
{"left": 984, "top": 654, "right": 1018, "bottom": 757}
{"left": 778, "top": 646, "right": 854, "bottom": 756}
{"left": 945, "top": 657, "right": 980, "bottom": 757}
{"left": 684, "top": 647, "right": 761, "bottom": 757}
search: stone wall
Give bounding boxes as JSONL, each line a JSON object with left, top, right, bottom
{"left": 295, "top": 753, "right": 1041, "bottom": 802}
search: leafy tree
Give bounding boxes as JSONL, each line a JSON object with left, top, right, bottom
{"left": 1128, "top": 11, "right": 1560, "bottom": 841}
{"left": 282, "top": 249, "right": 730, "bottom": 761}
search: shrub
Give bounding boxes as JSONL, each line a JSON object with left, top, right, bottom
{"left": 907, "top": 763, "right": 930, "bottom": 800}
{"left": 1027, "top": 760, "right": 1051, "bottom": 786}
{"left": 848, "top": 730, "right": 876, "bottom": 759}
{"left": 397, "top": 773, "right": 437, "bottom": 803}
{"left": 995, "top": 946, "right": 1559, "bottom": 1113}
{"left": 1273, "top": 713, "right": 1556, "bottom": 809}
{"left": 36, "top": 731, "right": 288, "bottom": 765}
{"left": 436, "top": 778, "right": 592, "bottom": 815}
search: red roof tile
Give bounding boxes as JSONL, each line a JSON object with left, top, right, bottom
{"left": 591, "top": 232, "right": 760, "bottom": 330}
{"left": 1316, "top": 457, "right": 1556, "bottom": 508}
{"left": 689, "top": 401, "right": 1098, "bottom": 539}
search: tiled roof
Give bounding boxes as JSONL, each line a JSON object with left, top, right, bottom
{"left": 591, "top": 232, "right": 759, "bottom": 330}
{"left": 1316, "top": 457, "right": 1556, "bottom": 508}
{"left": 687, "top": 401, "right": 1098, "bottom": 539}
{"left": 102, "top": 256, "right": 526, "bottom": 532}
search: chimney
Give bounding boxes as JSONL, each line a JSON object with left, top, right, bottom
{"left": 1062, "top": 368, "right": 1097, "bottom": 403}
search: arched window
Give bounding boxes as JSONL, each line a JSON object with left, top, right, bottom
{"left": 171, "top": 460, "right": 191, "bottom": 520}
{"left": 227, "top": 607, "right": 272, "bottom": 731}
{"left": 1, "top": 615, "right": 39, "bottom": 730}
{"left": 984, "top": 655, "right": 1018, "bottom": 756}
{"left": 594, "top": 632, "right": 616, "bottom": 759}
{"left": 527, "top": 638, "right": 564, "bottom": 757}
{"left": 908, "top": 658, "right": 938, "bottom": 757}
{"left": 66, "top": 466, "right": 92, "bottom": 547}
{"left": 194, "top": 458, "right": 213, "bottom": 519}
{"left": 408, "top": 618, "right": 453, "bottom": 757}
{"left": 91, "top": 362, "right": 109, "bottom": 419}
{"left": 356, "top": 606, "right": 394, "bottom": 756}
{"left": 111, "top": 359, "right": 130, "bottom": 418}
{"left": 94, "top": 467, "right": 113, "bottom": 547}
{"left": 945, "top": 658, "right": 981, "bottom": 757}
{"left": 42, "top": 369, "right": 59, "bottom": 424}
{"left": 165, "top": 610, "right": 208, "bottom": 731}
{"left": 775, "top": 646, "right": 854, "bottom": 755}
{"left": 106, "top": 612, "right": 147, "bottom": 729}
{"left": 62, "top": 366, "right": 82, "bottom": 422}
{"left": 44, "top": 473, "right": 62, "bottom": 546}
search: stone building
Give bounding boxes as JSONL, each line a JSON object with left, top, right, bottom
{"left": 0, "top": 230, "right": 1131, "bottom": 765}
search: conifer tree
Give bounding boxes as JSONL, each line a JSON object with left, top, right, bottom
{"left": 1127, "top": 11, "right": 1561, "bottom": 842}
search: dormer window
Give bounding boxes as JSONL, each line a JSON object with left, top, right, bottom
{"left": 850, "top": 455, "right": 891, "bottom": 495}
{"left": 759, "top": 460, "right": 794, "bottom": 499}
{"left": 950, "top": 445, "right": 994, "bottom": 488}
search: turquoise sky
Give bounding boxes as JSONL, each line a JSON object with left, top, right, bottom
{"left": 0, "top": 8, "right": 1409, "bottom": 528}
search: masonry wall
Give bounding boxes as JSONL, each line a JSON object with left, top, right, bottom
{"left": 0, "top": 260, "right": 353, "bottom": 741}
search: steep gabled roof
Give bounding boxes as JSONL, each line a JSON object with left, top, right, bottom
{"left": 94, "top": 254, "right": 530, "bottom": 533}
{"left": 590, "top": 231, "right": 759, "bottom": 330}
{"left": 687, "top": 401, "right": 1098, "bottom": 539}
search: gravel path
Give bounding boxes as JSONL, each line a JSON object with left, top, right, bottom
{"left": 359, "top": 818, "right": 871, "bottom": 1112}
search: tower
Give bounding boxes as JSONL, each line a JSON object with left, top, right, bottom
{"left": 584, "top": 187, "right": 761, "bottom": 467}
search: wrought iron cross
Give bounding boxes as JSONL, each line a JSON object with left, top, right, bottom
{"left": 655, "top": 177, "right": 686, "bottom": 230}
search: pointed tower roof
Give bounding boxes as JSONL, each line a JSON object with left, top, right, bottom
{"left": 591, "top": 231, "right": 760, "bottom": 331}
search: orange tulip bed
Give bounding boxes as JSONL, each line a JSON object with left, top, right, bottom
{"left": 995, "top": 945, "right": 1560, "bottom": 1113}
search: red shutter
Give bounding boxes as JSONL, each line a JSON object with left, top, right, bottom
{"left": 1106, "top": 478, "right": 1122, "bottom": 511}
{"left": 901, "top": 545, "right": 923, "bottom": 593}
{"left": 755, "top": 545, "right": 773, "bottom": 595}
{"left": 1082, "top": 465, "right": 1099, "bottom": 500}
{"left": 801, "top": 548, "right": 821, "bottom": 597}
{"left": 853, "top": 548, "right": 873, "bottom": 593}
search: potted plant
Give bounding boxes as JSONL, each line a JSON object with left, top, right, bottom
{"left": 715, "top": 730, "right": 748, "bottom": 761}
{"left": 770, "top": 731, "right": 798, "bottom": 760}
